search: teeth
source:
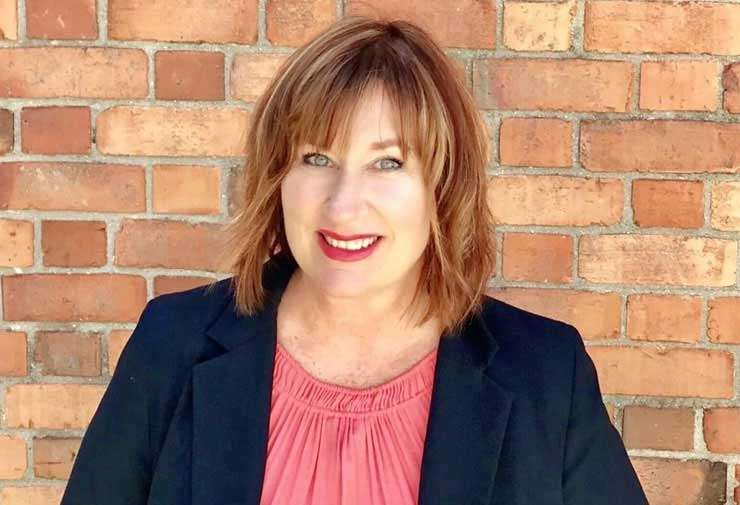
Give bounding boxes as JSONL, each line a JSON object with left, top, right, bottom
{"left": 323, "top": 234, "right": 380, "bottom": 251}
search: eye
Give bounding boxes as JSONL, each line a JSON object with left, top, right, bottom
{"left": 302, "top": 152, "right": 404, "bottom": 171}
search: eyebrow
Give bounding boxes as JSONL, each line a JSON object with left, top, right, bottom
{"left": 369, "top": 139, "right": 401, "bottom": 151}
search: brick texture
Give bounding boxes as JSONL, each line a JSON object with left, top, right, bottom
{"left": 26, "top": 0, "right": 97, "bottom": 40}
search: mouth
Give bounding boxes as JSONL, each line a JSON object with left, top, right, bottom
{"left": 316, "top": 231, "right": 383, "bottom": 261}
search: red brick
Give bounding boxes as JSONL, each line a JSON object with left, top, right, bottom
{"left": 0, "top": 487, "right": 66, "bottom": 505}
{"left": 33, "top": 438, "right": 81, "bottom": 479}
{"left": 581, "top": 120, "right": 740, "bottom": 173}
{"left": 231, "top": 53, "right": 290, "bottom": 103}
{"left": 107, "top": 329, "right": 131, "bottom": 373}
{"left": 42, "top": 220, "right": 106, "bottom": 267}
{"left": 474, "top": 58, "right": 634, "bottom": 112}
{"left": 0, "top": 331, "right": 27, "bottom": 376}
{"left": 499, "top": 117, "right": 572, "bottom": 167}
{"left": 631, "top": 458, "right": 726, "bottom": 505}
{"left": 0, "top": 163, "right": 145, "bottom": 212}
{"left": 155, "top": 51, "right": 224, "bottom": 101}
{"left": 0, "top": 0, "right": 17, "bottom": 39}
{"left": 2, "top": 274, "right": 146, "bottom": 322}
{"left": 115, "top": 218, "right": 226, "bottom": 271}
{"left": 0, "top": 48, "right": 147, "bottom": 98}
{"left": 627, "top": 294, "right": 701, "bottom": 343}
{"left": 0, "top": 436, "right": 26, "bottom": 479}
{"left": 109, "top": 0, "right": 257, "bottom": 43}
{"left": 711, "top": 181, "right": 740, "bottom": 231}
{"left": 488, "top": 175, "right": 623, "bottom": 226}
{"left": 154, "top": 275, "right": 215, "bottom": 296}
{"left": 579, "top": 234, "right": 736, "bottom": 287}
{"left": 632, "top": 179, "right": 704, "bottom": 229}
{"left": 587, "top": 346, "right": 734, "bottom": 398}
{"left": 96, "top": 106, "right": 249, "bottom": 156}
{"left": 707, "top": 297, "right": 740, "bottom": 344}
{"left": 0, "top": 108, "right": 12, "bottom": 153}
{"left": 487, "top": 287, "right": 621, "bottom": 340}
{"left": 267, "top": 0, "right": 336, "bottom": 47}
{"left": 502, "top": 233, "right": 572, "bottom": 283}
{"left": 5, "top": 384, "right": 106, "bottom": 429}
{"left": 585, "top": 1, "right": 740, "bottom": 55}
{"left": 152, "top": 165, "right": 221, "bottom": 215}
{"left": 622, "top": 406, "right": 694, "bottom": 451}
{"left": 26, "top": 0, "right": 97, "bottom": 40}
{"left": 503, "top": 0, "right": 575, "bottom": 51}
{"left": 346, "top": 0, "right": 497, "bottom": 49}
{"left": 34, "top": 331, "right": 101, "bottom": 376}
{"left": 723, "top": 63, "right": 740, "bottom": 113}
{"left": 640, "top": 60, "right": 720, "bottom": 112}
{"left": 704, "top": 408, "right": 740, "bottom": 453}
{"left": 21, "top": 106, "right": 91, "bottom": 154}
{"left": 0, "top": 219, "right": 34, "bottom": 267}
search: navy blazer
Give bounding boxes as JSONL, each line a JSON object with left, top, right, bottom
{"left": 60, "top": 251, "right": 649, "bottom": 505}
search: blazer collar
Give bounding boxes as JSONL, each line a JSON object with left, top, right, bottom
{"left": 194, "top": 252, "right": 514, "bottom": 505}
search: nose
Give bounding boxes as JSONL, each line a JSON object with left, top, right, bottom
{"left": 324, "top": 169, "right": 368, "bottom": 221}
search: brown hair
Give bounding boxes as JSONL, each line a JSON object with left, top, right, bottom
{"left": 211, "top": 15, "right": 495, "bottom": 338}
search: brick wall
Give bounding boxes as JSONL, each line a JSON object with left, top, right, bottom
{"left": 0, "top": 1, "right": 738, "bottom": 504}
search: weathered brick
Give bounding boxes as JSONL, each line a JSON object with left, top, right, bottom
{"left": 503, "top": 0, "right": 575, "bottom": 51}
{"left": 0, "top": 487, "right": 66, "bottom": 505}
{"left": 109, "top": 0, "right": 257, "bottom": 43}
{"left": 21, "top": 106, "right": 91, "bottom": 154}
{"left": 488, "top": 175, "right": 623, "bottom": 226}
{"left": 5, "top": 384, "right": 106, "bottom": 429}
{"left": 487, "top": 287, "right": 621, "bottom": 339}
{"left": 114, "top": 219, "right": 226, "bottom": 271}
{"left": 710, "top": 181, "right": 740, "bottom": 231}
{"left": 155, "top": 51, "right": 224, "bottom": 101}
{"left": 640, "top": 60, "right": 720, "bottom": 112}
{"left": 704, "top": 408, "right": 740, "bottom": 454}
{"left": 585, "top": 1, "right": 740, "bottom": 55}
{"left": 34, "top": 331, "right": 101, "bottom": 377}
{"left": 0, "top": 436, "right": 26, "bottom": 479}
{"left": 0, "top": 219, "right": 34, "bottom": 267}
{"left": 26, "top": 0, "right": 97, "bottom": 40}
{"left": 474, "top": 58, "right": 634, "bottom": 112}
{"left": 723, "top": 63, "right": 740, "bottom": 113}
{"left": 622, "top": 406, "right": 694, "bottom": 451}
{"left": 502, "top": 232, "right": 572, "bottom": 283}
{"left": 631, "top": 458, "right": 726, "bottom": 505}
{"left": 0, "top": 163, "right": 145, "bottom": 212}
{"left": 96, "top": 106, "right": 249, "bottom": 156}
{"left": 0, "top": 108, "right": 12, "bottom": 153}
{"left": 581, "top": 120, "right": 740, "bottom": 173}
{"left": 587, "top": 346, "right": 734, "bottom": 398}
{"left": 42, "top": 220, "right": 107, "bottom": 267}
{"left": 107, "top": 329, "right": 131, "bottom": 373}
{"left": 0, "top": 331, "right": 27, "bottom": 376}
{"left": 267, "top": 0, "right": 336, "bottom": 47}
{"left": 0, "top": 48, "right": 147, "bottom": 98}
{"left": 346, "top": 0, "right": 497, "bottom": 49}
{"left": 2, "top": 274, "right": 146, "bottom": 322}
{"left": 579, "top": 234, "right": 736, "bottom": 287}
{"left": 33, "top": 437, "right": 80, "bottom": 480}
{"left": 632, "top": 179, "right": 703, "bottom": 229}
{"left": 0, "top": 0, "right": 17, "bottom": 39}
{"left": 153, "top": 165, "right": 221, "bottom": 215}
{"left": 499, "top": 117, "right": 572, "bottom": 167}
{"left": 627, "top": 294, "right": 701, "bottom": 343}
{"left": 707, "top": 297, "right": 740, "bottom": 344}
{"left": 231, "top": 53, "right": 290, "bottom": 103}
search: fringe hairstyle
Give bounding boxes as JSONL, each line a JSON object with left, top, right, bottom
{"left": 209, "top": 15, "right": 495, "bottom": 339}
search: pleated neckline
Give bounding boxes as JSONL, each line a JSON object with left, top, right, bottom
{"left": 273, "top": 342, "right": 438, "bottom": 415}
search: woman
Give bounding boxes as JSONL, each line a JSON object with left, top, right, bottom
{"left": 60, "top": 15, "right": 648, "bottom": 505}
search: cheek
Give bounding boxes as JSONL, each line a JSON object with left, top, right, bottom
{"left": 372, "top": 178, "right": 431, "bottom": 230}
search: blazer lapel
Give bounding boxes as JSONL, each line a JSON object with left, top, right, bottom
{"left": 191, "top": 251, "right": 515, "bottom": 505}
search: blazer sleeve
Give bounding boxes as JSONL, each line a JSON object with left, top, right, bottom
{"left": 561, "top": 325, "right": 650, "bottom": 505}
{"left": 60, "top": 298, "right": 162, "bottom": 505}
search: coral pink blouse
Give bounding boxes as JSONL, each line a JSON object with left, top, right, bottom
{"left": 259, "top": 342, "right": 439, "bottom": 505}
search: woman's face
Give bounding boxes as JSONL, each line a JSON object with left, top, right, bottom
{"left": 281, "top": 86, "right": 432, "bottom": 299}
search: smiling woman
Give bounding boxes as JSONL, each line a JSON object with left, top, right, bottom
{"left": 59, "top": 14, "right": 649, "bottom": 505}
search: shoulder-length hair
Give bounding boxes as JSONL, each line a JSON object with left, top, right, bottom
{"left": 211, "top": 15, "right": 495, "bottom": 339}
